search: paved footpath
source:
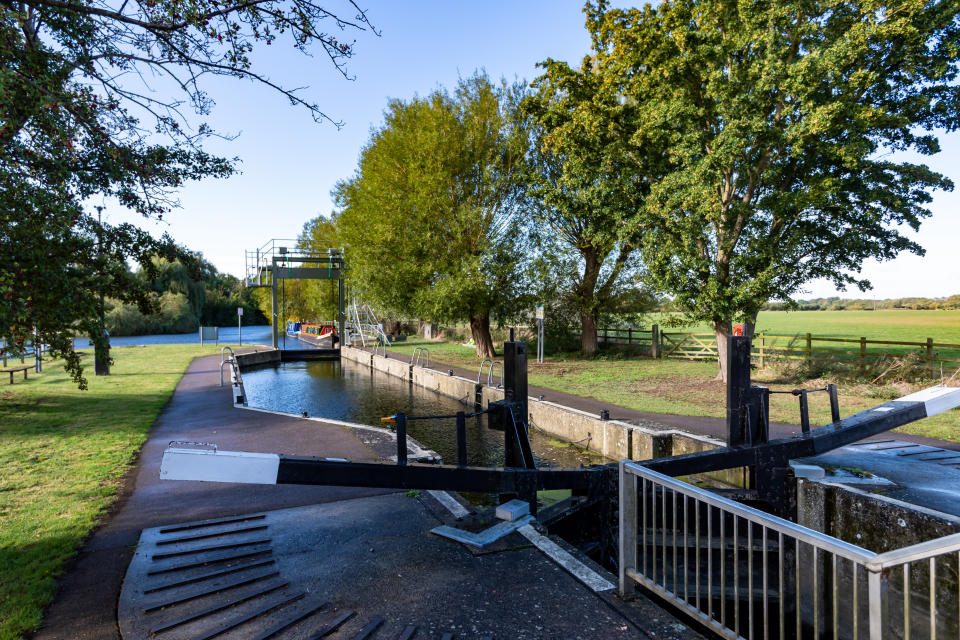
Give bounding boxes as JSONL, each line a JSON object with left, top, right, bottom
{"left": 32, "top": 354, "right": 393, "bottom": 640}
{"left": 32, "top": 353, "right": 702, "bottom": 640}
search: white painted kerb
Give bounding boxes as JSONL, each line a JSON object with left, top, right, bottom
{"left": 898, "top": 386, "right": 960, "bottom": 417}
{"left": 160, "top": 447, "right": 280, "bottom": 484}
{"left": 518, "top": 524, "right": 615, "bottom": 592}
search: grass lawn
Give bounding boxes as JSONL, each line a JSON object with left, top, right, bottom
{"left": 0, "top": 344, "right": 235, "bottom": 640}
{"left": 386, "top": 336, "right": 960, "bottom": 442}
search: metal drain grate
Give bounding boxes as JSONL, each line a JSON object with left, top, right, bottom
{"left": 122, "top": 512, "right": 474, "bottom": 639}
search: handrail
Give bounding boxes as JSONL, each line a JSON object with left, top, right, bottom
{"left": 477, "top": 359, "right": 492, "bottom": 384}
{"left": 488, "top": 362, "right": 503, "bottom": 388}
{"left": 411, "top": 347, "right": 430, "bottom": 368}
{"left": 868, "top": 530, "right": 960, "bottom": 570}
{"left": 220, "top": 346, "right": 235, "bottom": 365}
{"left": 219, "top": 358, "right": 238, "bottom": 387}
{"left": 477, "top": 359, "right": 503, "bottom": 388}
{"left": 620, "top": 461, "right": 960, "bottom": 640}
{"left": 622, "top": 461, "right": 876, "bottom": 561}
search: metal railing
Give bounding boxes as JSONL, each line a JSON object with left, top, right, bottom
{"left": 477, "top": 359, "right": 503, "bottom": 388}
{"left": 619, "top": 461, "right": 960, "bottom": 639}
{"left": 219, "top": 347, "right": 237, "bottom": 388}
{"left": 411, "top": 347, "right": 430, "bottom": 368}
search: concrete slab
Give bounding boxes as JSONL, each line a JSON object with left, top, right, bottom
{"left": 800, "top": 440, "right": 960, "bottom": 516}
{"left": 119, "top": 493, "right": 692, "bottom": 640}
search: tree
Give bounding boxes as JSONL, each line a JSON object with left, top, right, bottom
{"left": 523, "top": 56, "right": 653, "bottom": 355}
{"left": 334, "top": 73, "right": 530, "bottom": 358}
{"left": 1, "top": 0, "right": 377, "bottom": 387}
{"left": 584, "top": 0, "right": 959, "bottom": 379}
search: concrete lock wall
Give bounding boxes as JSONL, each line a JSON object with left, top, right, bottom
{"left": 797, "top": 480, "right": 960, "bottom": 551}
{"left": 372, "top": 353, "right": 412, "bottom": 381}
{"left": 340, "top": 347, "right": 742, "bottom": 474}
{"left": 796, "top": 480, "right": 960, "bottom": 636}
{"left": 236, "top": 349, "right": 281, "bottom": 368}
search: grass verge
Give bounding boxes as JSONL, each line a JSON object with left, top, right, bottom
{"left": 0, "top": 344, "right": 233, "bottom": 640}
{"left": 385, "top": 337, "right": 959, "bottom": 442}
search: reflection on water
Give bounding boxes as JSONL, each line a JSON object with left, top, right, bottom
{"left": 241, "top": 358, "right": 606, "bottom": 469}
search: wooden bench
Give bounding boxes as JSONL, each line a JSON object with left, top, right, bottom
{"left": 6, "top": 364, "right": 32, "bottom": 384}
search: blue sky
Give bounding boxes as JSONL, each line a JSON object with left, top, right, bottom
{"left": 105, "top": 1, "right": 959, "bottom": 300}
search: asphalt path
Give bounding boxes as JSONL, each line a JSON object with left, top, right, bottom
{"left": 31, "top": 353, "right": 393, "bottom": 640}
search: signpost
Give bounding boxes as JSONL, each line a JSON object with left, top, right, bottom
{"left": 237, "top": 307, "right": 244, "bottom": 346}
{"left": 535, "top": 304, "right": 545, "bottom": 363}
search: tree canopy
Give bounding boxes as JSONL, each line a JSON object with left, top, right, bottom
{"left": 1, "top": 0, "right": 376, "bottom": 386}
{"left": 523, "top": 52, "right": 654, "bottom": 355}
{"left": 334, "top": 73, "right": 530, "bottom": 357}
{"left": 582, "top": 0, "right": 959, "bottom": 377}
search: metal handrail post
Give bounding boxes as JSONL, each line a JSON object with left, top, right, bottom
{"left": 488, "top": 362, "right": 503, "bottom": 388}
{"left": 619, "top": 461, "right": 639, "bottom": 596}
{"left": 477, "top": 359, "right": 492, "bottom": 385}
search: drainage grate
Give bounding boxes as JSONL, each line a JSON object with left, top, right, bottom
{"left": 122, "top": 512, "right": 471, "bottom": 639}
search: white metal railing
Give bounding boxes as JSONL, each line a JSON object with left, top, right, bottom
{"left": 411, "top": 347, "right": 430, "bottom": 368}
{"left": 619, "top": 461, "right": 960, "bottom": 639}
{"left": 477, "top": 359, "right": 503, "bottom": 388}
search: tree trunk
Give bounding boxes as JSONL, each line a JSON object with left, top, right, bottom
{"left": 469, "top": 314, "right": 496, "bottom": 358}
{"left": 714, "top": 319, "right": 732, "bottom": 382}
{"left": 576, "top": 247, "right": 602, "bottom": 357}
{"left": 581, "top": 312, "right": 599, "bottom": 356}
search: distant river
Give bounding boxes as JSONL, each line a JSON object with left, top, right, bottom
{"left": 72, "top": 325, "right": 316, "bottom": 349}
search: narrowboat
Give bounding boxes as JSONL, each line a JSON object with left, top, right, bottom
{"left": 297, "top": 323, "right": 339, "bottom": 347}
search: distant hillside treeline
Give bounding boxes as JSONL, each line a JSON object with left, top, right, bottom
{"left": 105, "top": 255, "right": 267, "bottom": 336}
{"left": 761, "top": 295, "right": 960, "bottom": 311}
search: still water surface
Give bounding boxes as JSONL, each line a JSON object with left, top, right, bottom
{"left": 241, "top": 358, "right": 603, "bottom": 469}
{"left": 74, "top": 325, "right": 310, "bottom": 349}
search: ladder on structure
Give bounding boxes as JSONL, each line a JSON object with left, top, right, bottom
{"left": 346, "top": 300, "right": 391, "bottom": 348}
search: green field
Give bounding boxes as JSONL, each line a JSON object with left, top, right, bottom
{"left": 654, "top": 309, "right": 960, "bottom": 343}
{"left": 0, "top": 345, "right": 231, "bottom": 640}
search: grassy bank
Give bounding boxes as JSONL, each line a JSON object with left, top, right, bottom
{"left": 385, "top": 337, "right": 959, "bottom": 442}
{"left": 0, "top": 344, "right": 232, "bottom": 640}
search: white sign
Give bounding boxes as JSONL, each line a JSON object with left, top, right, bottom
{"left": 535, "top": 304, "right": 544, "bottom": 320}
{"left": 237, "top": 307, "right": 244, "bottom": 316}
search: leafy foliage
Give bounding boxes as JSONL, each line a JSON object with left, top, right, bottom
{"left": 334, "top": 73, "right": 531, "bottom": 357}
{"left": 523, "top": 58, "right": 656, "bottom": 354}
{"left": 1, "top": 0, "right": 376, "bottom": 386}
{"left": 582, "top": 0, "right": 959, "bottom": 375}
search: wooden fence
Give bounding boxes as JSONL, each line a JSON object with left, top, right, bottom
{"left": 578, "top": 326, "right": 960, "bottom": 372}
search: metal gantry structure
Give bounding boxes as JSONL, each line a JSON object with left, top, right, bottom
{"left": 244, "top": 239, "right": 345, "bottom": 349}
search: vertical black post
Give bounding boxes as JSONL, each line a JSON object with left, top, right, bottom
{"left": 827, "top": 383, "right": 840, "bottom": 423}
{"left": 338, "top": 261, "right": 345, "bottom": 344}
{"left": 726, "top": 335, "right": 752, "bottom": 447}
{"left": 396, "top": 412, "right": 407, "bottom": 466}
{"left": 271, "top": 259, "right": 279, "bottom": 349}
{"left": 456, "top": 411, "right": 467, "bottom": 467}
{"left": 799, "top": 391, "right": 811, "bottom": 434}
{"left": 503, "top": 340, "right": 530, "bottom": 468}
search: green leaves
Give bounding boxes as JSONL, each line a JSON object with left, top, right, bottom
{"left": 334, "top": 73, "right": 529, "bottom": 357}
{"left": 581, "top": 0, "right": 958, "bottom": 336}
{"left": 1, "top": 0, "right": 376, "bottom": 386}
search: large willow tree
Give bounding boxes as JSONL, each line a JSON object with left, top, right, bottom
{"left": 334, "top": 73, "right": 529, "bottom": 358}
{"left": 585, "top": 0, "right": 959, "bottom": 379}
